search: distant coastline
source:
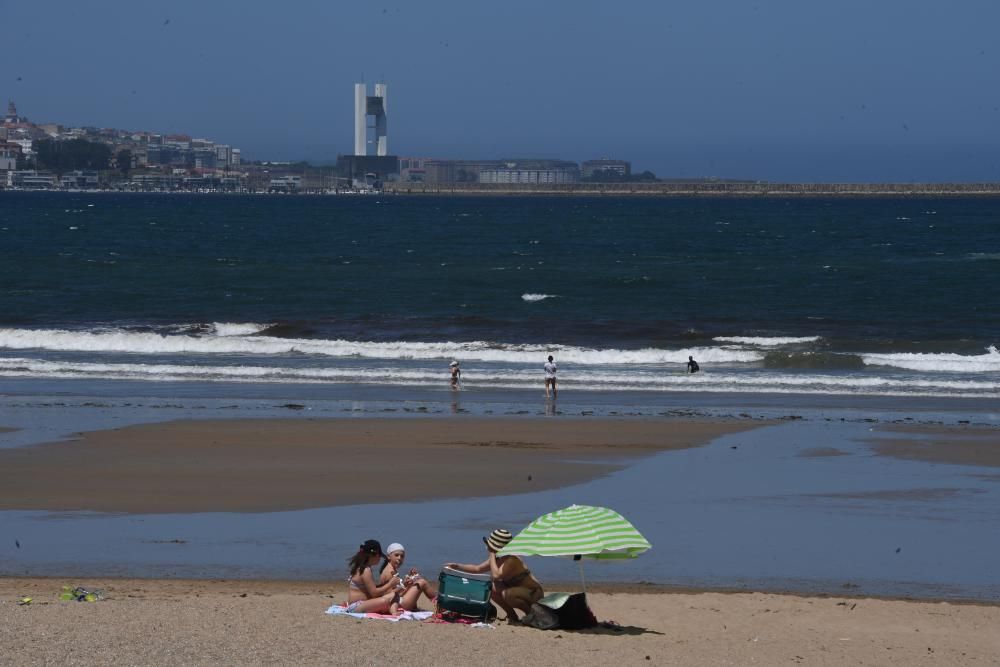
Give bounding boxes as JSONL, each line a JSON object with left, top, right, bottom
{"left": 4, "top": 182, "right": 1000, "bottom": 196}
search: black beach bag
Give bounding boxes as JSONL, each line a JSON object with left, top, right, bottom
{"left": 522, "top": 593, "right": 598, "bottom": 630}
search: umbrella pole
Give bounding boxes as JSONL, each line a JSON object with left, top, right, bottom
{"left": 577, "top": 558, "right": 587, "bottom": 594}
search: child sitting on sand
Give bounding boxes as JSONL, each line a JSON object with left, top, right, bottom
{"left": 378, "top": 542, "right": 438, "bottom": 611}
{"left": 345, "top": 539, "right": 403, "bottom": 614}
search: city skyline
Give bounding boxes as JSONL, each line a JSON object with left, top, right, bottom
{"left": 4, "top": 0, "right": 1000, "bottom": 182}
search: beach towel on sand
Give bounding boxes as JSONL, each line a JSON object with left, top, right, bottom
{"left": 325, "top": 604, "right": 434, "bottom": 622}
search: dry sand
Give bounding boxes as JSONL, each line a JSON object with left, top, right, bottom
{"left": 0, "top": 417, "right": 758, "bottom": 513}
{"left": 2, "top": 578, "right": 997, "bottom": 666}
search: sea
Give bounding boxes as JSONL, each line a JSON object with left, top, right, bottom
{"left": 3, "top": 191, "right": 1000, "bottom": 598}
{"left": 1, "top": 191, "right": 999, "bottom": 402}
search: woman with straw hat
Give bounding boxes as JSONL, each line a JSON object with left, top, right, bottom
{"left": 446, "top": 528, "right": 544, "bottom": 624}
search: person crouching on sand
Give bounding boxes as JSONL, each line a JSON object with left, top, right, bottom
{"left": 345, "top": 539, "right": 402, "bottom": 614}
{"left": 445, "top": 528, "right": 544, "bottom": 624}
{"left": 378, "top": 542, "right": 438, "bottom": 611}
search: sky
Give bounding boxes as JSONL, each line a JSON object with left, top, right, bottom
{"left": 3, "top": 0, "right": 1000, "bottom": 182}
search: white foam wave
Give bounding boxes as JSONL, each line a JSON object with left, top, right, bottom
{"left": 862, "top": 346, "right": 1000, "bottom": 373}
{"left": 714, "top": 336, "right": 821, "bottom": 346}
{"left": 0, "top": 358, "right": 995, "bottom": 398}
{"left": 211, "top": 322, "right": 271, "bottom": 336}
{"left": 0, "top": 327, "right": 761, "bottom": 365}
{"left": 521, "top": 293, "right": 557, "bottom": 302}
{"left": 2, "top": 326, "right": 997, "bottom": 377}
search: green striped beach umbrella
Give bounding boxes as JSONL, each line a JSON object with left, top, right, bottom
{"left": 499, "top": 504, "right": 651, "bottom": 591}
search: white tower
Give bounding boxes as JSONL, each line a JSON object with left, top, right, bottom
{"left": 353, "top": 83, "right": 388, "bottom": 157}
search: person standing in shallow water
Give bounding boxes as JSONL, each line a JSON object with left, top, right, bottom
{"left": 686, "top": 355, "right": 700, "bottom": 374}
{"left": 544, "top": 355, "right": 558, "bottom": 399}
{"left": 449, "top": 360, "right": 461, "bottom": 389}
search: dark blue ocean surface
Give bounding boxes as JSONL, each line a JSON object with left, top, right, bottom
{"left": 1, "top": 192, "right": 998, "bottom": 399}
{"left": 2, "top": 191, "right": 999, "bottom": 341}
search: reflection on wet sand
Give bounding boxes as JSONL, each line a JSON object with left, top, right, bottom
{"left": 868, "top": 424, "right": 1000, "bottom": 467}
{"left": 0, "top": 417, "right": 761, "bottom": 513}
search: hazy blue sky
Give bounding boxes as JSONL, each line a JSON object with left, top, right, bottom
{"left": 4, "top": 0, "right": 999, "bottom": 181}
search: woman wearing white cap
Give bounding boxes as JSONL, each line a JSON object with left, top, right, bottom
{"left": 445, "top": 528, "right": 544, "bottom": 624}
{"left": 449, "top": 360, "right": 461, "bottom": 389}
{"left": 378, "top": 542, "right": 438, "bottom": 611}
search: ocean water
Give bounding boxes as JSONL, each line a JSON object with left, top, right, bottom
{"left": 1, "top": 191, "right": 998, "bottom": 400}
{"left": 3, "top": 191, "right": 1000, "bottom": 596}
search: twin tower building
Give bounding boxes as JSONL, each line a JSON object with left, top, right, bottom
{"left": 354, "top": 82, "right": 388, "bottom": 158}
{"left": 337, "top": 82, "right": 396, "bottom": 187}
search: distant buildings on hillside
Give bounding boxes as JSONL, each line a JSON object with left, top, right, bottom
{"left": 1, "top": 98, "right": 641, "bottom": 193}
{"left": 1, "top": 99, "right": 248, "bottom": 190}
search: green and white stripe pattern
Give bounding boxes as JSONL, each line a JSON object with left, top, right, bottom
{"left": 499, "top": 504, "right": 651, "bottom": 560}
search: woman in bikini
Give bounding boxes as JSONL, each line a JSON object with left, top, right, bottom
{"left": 378, "top": 542, "right": 439, "bottom": 611}
{"left": 345, "top": 539, "right": 403, "bottom": 614}
{"left": 445, "top": 528, "right": 544, "bottom": 624}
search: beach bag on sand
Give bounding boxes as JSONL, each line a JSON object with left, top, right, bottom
{"left": 521, "top": 603, "right": 560, "bottom": 630}
{"left": 524, "top": 593, "right": 598, "bottom": 631}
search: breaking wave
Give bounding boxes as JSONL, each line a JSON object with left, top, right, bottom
{"left": 0, "top": 326, "right": 760, "bottom": 365}
{"left": 210, "top": 322, "right": 272, "bottom": 337}
{"left": 0, "top": 357, "right": 995, "bottom": 398}
{"left": 763, "top": 351, "right": 866, "bottom": 370}
{"left": 714, "top": 336, "right": 822, "bottom": 347}
{"left": 862, "top": 346, "right": 1000, "bottom": 373}
{"left": 521, "top": 293, "right": 558, "bottom": 302}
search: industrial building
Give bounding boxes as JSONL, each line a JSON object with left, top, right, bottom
{"left": 581, "top": 159, "right": 631, "bottom": 179}
{"left": 479, "top": 160, "right": 580, "bottom": 184}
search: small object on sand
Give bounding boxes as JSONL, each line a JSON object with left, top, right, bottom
{"left": 60, "top": 585, "right": 103, "bottom": 602}
{"left": 18, "top": 596, "right": 32, "bottom": 605}
{"left": 527, "top": 475, "right": 532, "bottom": 481}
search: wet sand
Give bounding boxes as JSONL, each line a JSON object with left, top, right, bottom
{"left": 869, "top": 424, "right": 1000, "bottom": 468}
{"left": 2, "top": 577, "right": 997, "bottom": 665}
{"left": 0, "top": 417, "right": 758, "bottom": 513}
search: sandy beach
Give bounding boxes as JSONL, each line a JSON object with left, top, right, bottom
{"left": 2, "top": 577, "right": 998, "bottom": 665}
{"left": 0, "top": 417, "right": 758, "bottom": 513}
{"left": 0, "top": 417, "right": 1000, "bottom": 665}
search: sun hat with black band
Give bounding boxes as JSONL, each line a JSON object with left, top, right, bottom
{"left": 359, "top": 539, "right": 384, "bottom": 557}
{"left": 483, "top": 528, "right": 512, "bottom": 552}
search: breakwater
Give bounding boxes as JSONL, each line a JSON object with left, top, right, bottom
{"left": 384, "top": 181, "right": 1000, "bottom": 196}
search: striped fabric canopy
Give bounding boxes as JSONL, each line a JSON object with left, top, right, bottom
{"left": 499, "top": 504, "right": 651, "bottom": 560}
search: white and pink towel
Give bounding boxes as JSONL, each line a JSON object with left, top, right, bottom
{"left": 325, "top": 604, "right": 434, "bottom": 622}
